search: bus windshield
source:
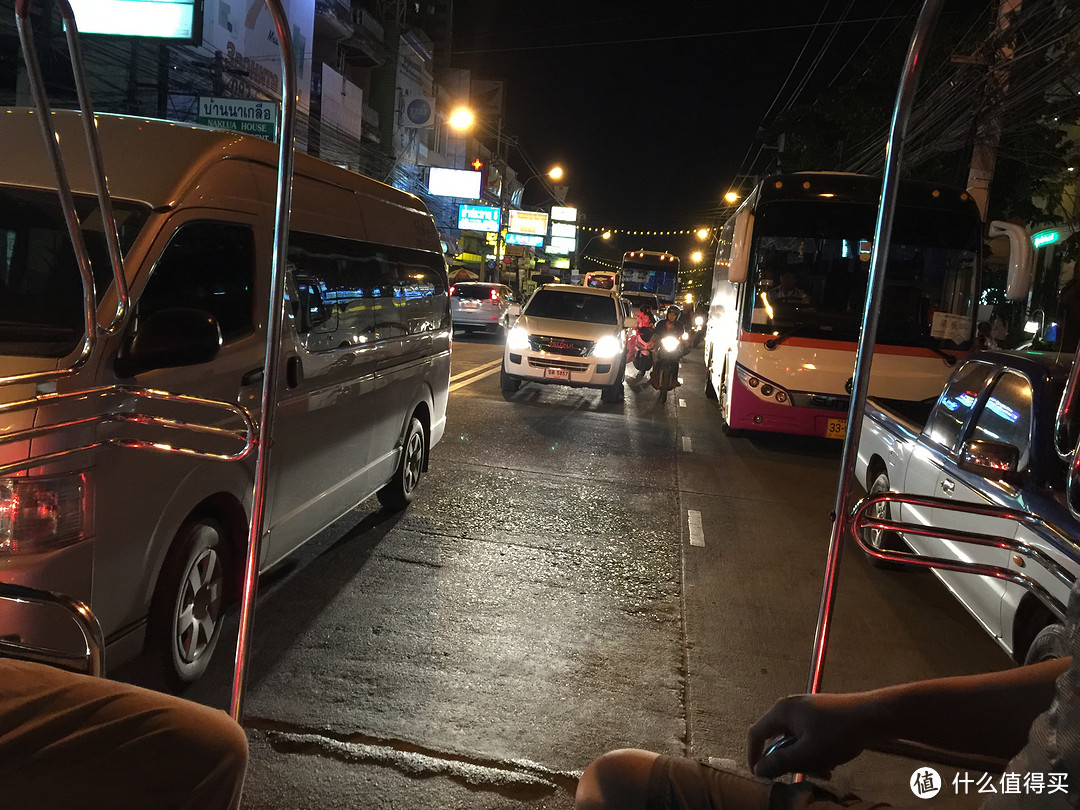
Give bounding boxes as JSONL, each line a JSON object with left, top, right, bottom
{"left": 742, "top": 200, "right": 980, "bottom": 349}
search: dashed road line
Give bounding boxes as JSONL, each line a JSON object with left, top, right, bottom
{"left": 679, "top": 399, "right": 687, "bottom": 408}
{"left": 688, "top": 509, "right": 704, "bottom": 547}
{"left": 682, "top": 436, "right": 692, "bottom": 452}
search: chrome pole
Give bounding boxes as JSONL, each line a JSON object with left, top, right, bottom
{"left": 230, "top": 0, "right": 297, "bottom": 722}
{"left": 805, "top": 0, "right": 946, "bottom": 695}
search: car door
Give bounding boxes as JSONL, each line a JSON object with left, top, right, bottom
{"left": 930, "top": 369, "right": 1033, "bottom": 642}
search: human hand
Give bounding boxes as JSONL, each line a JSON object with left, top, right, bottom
{"left": 747, "top": 693, "right": 875, "bottom": 779}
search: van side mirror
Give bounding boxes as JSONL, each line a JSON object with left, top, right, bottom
{"left": 958, "top": 438, "right": 1021, "bottom": 482}
{"left": 989, "top": 221, "right": 1033, "bottom": 301}
{"left": 115, "top": 308, "right": 222, "bottom": 377}
{"left": 728, "top": 207, "right": 754, "bottom": 284}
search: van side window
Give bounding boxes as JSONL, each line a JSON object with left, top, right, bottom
{"left": 289, "top": 231, "right": 448, "bottom": 351}
{"left": 139, "top": 221, "right": 255, "bottom": 342}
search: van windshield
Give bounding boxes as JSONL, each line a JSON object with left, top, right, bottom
{"left": 0, "top": 188, "right": 150, "bottom": 357}
{"left": 524, "top": 290, "right": 618, "bottom": 325}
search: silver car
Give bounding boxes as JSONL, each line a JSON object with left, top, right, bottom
{"left": 451, "top": 282, "right": 517, "bottom": 334}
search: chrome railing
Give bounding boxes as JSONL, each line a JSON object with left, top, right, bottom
{"left": 0, "top": 582, "right": 105, "bottom": 676}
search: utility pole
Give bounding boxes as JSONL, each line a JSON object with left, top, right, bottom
{"left": 966, "top": 0, "right": 1022, "bottom": 221}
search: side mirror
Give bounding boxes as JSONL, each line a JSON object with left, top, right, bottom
{"left": 115, "top": 308, "right": 222, "bottom": 377}
{"left": 989, "top": 221, "right": 1033, "bottom": 301}
{"left": 728, "top": 207, "right": 754, "bottom": 284}
{"left": 958, "top": 438, "right": 1021, "bottom": 482}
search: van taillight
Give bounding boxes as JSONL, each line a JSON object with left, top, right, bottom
{"left": 0, "top": 473, "right": 91, "bottom": 555}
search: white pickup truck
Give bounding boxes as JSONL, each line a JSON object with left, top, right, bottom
{"left": 855, "top": 349, "right": 1079, "bottom": 664}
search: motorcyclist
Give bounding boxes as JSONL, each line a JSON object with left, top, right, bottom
{"left": 649, "top": 306, "right": 686, "bottom": 400}
{"left": 636, "top": 305, "right": 655, "bottom": 329}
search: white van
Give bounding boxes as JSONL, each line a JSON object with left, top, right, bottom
{"left": 0, "top": 109, "right": 450, "bottom": 686}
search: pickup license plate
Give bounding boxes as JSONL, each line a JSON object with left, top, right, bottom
{"left": 826, "top": 418, "right": 847, "bottom": 439}
{"left": 544, "top": 367, "right": 571, "bottom": 381}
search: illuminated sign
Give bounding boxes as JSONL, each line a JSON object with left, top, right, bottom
{"left": 1032, "top": 228, "right": 1063, "bottom": 249}
{"left": 458, "top": 204, "right": 500, "bottom": 232}
{"left": 508, "top": 209, "right": 549, "bottom": 235}
{"left": 551, "top": 222, "right": 577, "bottom": 239}
{"left": 69, "top": 0, "right": 200, "bottom": 39}
{"left": 505, "top": 233, "right": 544, "bottom": 247}
{"left": 198, "top": 97, "right": 276, "bottom": 139}
{"left": 550, "top": 235, "right": 577, "bottom": 252}
{"left": 428, "top": 168, "right": 482, "bottom": 198}
{"left": 545, "top": 241, "right": 569, "bottom": 255}
{"left": 552, "top": 258, "right": 571, "bottom": 269}
{"left": 551, "top": 206, "right": 578, "bottom": 222}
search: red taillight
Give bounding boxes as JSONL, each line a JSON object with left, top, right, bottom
{"left": 489, "top": 288, "right": 499, "bottom": 302}
{"left": 449, "top": 285, "right": 456, "bottom": 296}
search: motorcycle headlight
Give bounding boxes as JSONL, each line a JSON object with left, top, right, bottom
{"left": 661, "top": 335, "right": 682, "bottom": 352}
{"left": 694, "top": 315, "right": 704, "bottom": 327}
{"left": 507, "top": 326, "right": 530, "bottom": 351}
{"left": 592, "top": 335, "right": 622, "bottom": 358}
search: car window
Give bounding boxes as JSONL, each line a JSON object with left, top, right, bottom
{"left": 968, "top": 370, "right": 1034, "bottom": 470}
{"left": 924, "top": 360, "right": 994, "bottom": 453}
{"left": 524, "top": 290, "right": 617, "bottom": 324}
{"left": 453, "top": 285, "right": 492, "bottom": 300}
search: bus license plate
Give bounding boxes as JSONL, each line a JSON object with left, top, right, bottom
{"left": 545, "top": 368, "right": 570, "bottom": 381}
{"left": 826, "top": 418, "right": 847, "bottom": 439}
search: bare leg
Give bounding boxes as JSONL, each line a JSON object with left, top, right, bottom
{"left": 576, "top": 749, "right": 660, "bottom": 810}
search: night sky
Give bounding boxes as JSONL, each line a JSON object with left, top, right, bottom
{"left": 449, "top": 0, "right": 989, "bottom": 260}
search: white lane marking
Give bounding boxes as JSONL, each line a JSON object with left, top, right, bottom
{"left": 681, "top": 436, "right": 692, "bottom": 452}
{"left": 449, "top": 359, "right": 503, "bottom": 392}
{"left": 679, "top": 399, "right": 687, "bottom": 408}
{"left": 688, "top": 510, "right": 705, "bottom": 547}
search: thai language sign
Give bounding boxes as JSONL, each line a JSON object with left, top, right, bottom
{"left": 198, "top": 97, "right": 277, "bottom": 139}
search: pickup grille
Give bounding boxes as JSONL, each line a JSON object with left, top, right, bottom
{"left": 528, "top": 334, "right": 594, "bottom": 357}
{"left": 529, "top": 357, "right": 590, "bottom": 372}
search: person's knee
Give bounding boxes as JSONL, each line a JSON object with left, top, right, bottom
{"left": 576, "top": 749, "right": 658, "bottom": 810}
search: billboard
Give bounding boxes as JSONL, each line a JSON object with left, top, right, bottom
{"left": 508, "top": 209, "right": 548, "bottom": 236}
{"left": 458, "top": 204, "right": 500, "bottom": 232}
{"left": 505, "top": 233, "right": 544, "bottom": 247}
{"left": 549, "top": 236, "right": 577, "bottom": 252}
{"left": 551, "top": 222, "right": 577, "bottom": 239}
{"left": 429, "top": 168, "right": 482, "bottom": 199}
{"left": 551, "top": 205, "right": 578, "bottom": 222}
{"left": 69, "top": 0, "right": 201, "bottom": 39}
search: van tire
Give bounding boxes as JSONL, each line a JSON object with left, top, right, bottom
{"left": 150, "top": 516, "right": 230, "bottom": 690}
{"left": 377, "top": 416, "right": 426, "bottom": 511}
{"left": 500, "top": 368, "right": 521, "bottom": 392}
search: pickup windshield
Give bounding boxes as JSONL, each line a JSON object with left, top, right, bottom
{"left": 742, "top": 200, "right": 980, "bottom": 349}
{"left": 524, "top": 290, "right": 618, "bottom": 325}
{"left": 0, "top": 188, "right": 150, "bottom": 357}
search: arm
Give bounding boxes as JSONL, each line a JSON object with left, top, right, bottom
{"left": 748, "top": 657, "right": 1068, "bottom": 779}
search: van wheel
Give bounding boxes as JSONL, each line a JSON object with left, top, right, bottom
{"left": 377, "top": 416, "right": 426, "bottom": 511}
{"left": 500, "top": 367, "right": 521, "bottom": 392}
{"left": 1024, "top": 622, "right": 1070, "bottom": 665}
{"left": 150, "top": 516, "right": 229, "bottom": 690}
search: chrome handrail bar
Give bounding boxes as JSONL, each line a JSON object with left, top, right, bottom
{"left": 850, "top": 492, "right": 1075, "bottom": 621}
{"left": 0, "top": 386, "right": 256, "bottom": 474}
{"left": 0, "top": 581, "right": 105, "bottom": 676}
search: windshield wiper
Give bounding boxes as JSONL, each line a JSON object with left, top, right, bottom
{"left": 764, "top": 325, "right": 810, "bottom": 350}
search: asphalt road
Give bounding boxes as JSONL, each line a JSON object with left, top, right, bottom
{"left": 146, "top": 330, "right": 1013, "bottom": 810}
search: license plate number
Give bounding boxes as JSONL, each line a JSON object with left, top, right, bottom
{"left": 826, "top": 418, "right": 847, "bottom": 439}
{"left": 544, "top": 367, "right": 571, "bottom": 381}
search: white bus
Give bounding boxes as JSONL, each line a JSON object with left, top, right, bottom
{"left": 703, "top": 172, "right": 1029, "bottom": 439}
{"left": 0, "top": 109, "right": 450, "bottom": 685}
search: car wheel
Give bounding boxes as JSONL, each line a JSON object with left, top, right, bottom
{"left": 864, "top": 470, "right": 907, "bottom": 566}
{"left": 150, "top": 515, "right": 230, "bottom": 690}
{"left": 377, "top": 416, "right": 426, "bottom": 511}
{"left": 500, "top": 366, "right": 521, "bottom": 392}
{"left": 1024, "top": 622, "right": 1071, "bottom": 664}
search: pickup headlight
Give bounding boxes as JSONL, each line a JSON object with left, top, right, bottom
{"left": 0, "top": 473, "right": 92, "bottom": 554}
{"left": 592, "top": 335, "right": 622, "bottom": 359}
{"left": 507, "top": 326, "right": 530, "bottom": 351}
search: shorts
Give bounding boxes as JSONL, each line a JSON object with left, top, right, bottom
{"left": 645, "top": 755, "right": 892, "bottom": 810}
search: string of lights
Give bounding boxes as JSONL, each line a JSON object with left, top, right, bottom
{"left": 578, "top": 225, "right": 713, "bottom": 237}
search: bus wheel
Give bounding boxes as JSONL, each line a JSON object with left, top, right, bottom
{"left": 150, "top": 515, "right": 230, "bottom": 690}
{"left": 377, "top": 416, "right": 426, "bottom": 511}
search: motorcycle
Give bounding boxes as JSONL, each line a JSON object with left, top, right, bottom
{"left": 628, "top": 326, "right": 654, "bottom": 378}
{"left": 650, "top": 329, "right": 687, "bottom": 402}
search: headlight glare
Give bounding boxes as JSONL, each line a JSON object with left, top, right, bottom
{"left": 507, "top": 326, "right": 530, "bottom": 351}
{"left": 592, "top": 335, "right": 622, "bottom": 358}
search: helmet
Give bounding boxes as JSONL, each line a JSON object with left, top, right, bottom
{"left": 666, "top": 305, "right": 681, "bottom": 316}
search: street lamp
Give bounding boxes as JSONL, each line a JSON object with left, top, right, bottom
{"left": 576, "top": 230, "right": 612, "bottom": 273}
{"left": 724, "top": 190, "right": 740, "bottom": 204}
